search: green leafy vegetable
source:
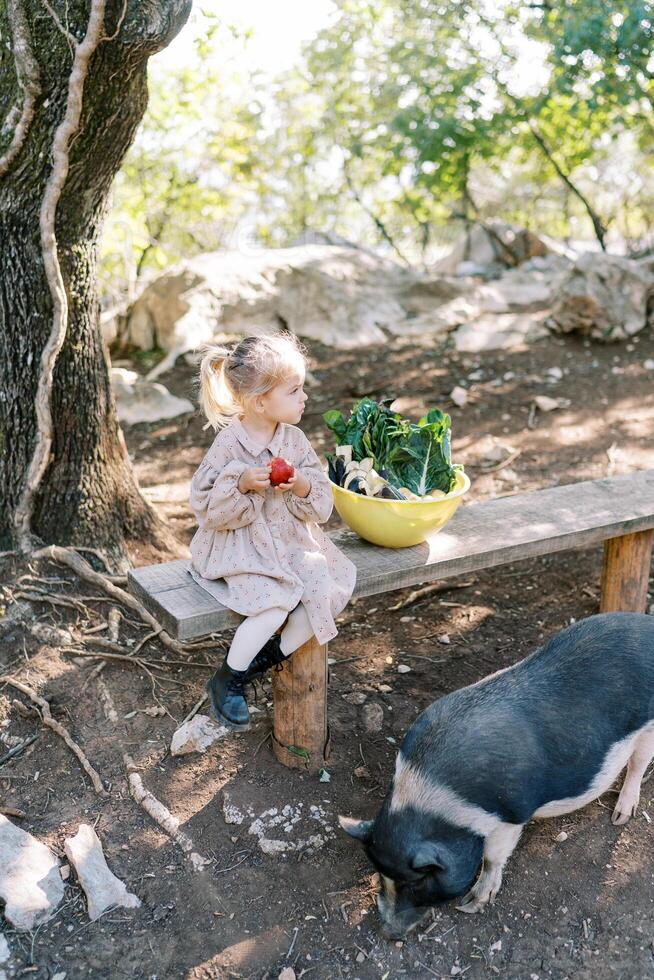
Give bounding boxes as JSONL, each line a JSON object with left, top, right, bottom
{"left": 324, "top": 398, "right": 458, "bottom": 496}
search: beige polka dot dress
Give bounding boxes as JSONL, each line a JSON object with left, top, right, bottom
{"left": 188, "top": 417, "right": 357, "bottom": 646}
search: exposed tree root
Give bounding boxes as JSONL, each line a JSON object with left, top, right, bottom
{"left": 5, "top": 677, "right": 107, "bottom": 796}
{"left": 32, "top": 545, "right": 189, "bottom": 657}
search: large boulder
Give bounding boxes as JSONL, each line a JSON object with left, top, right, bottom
{"left": 434, "top": 222, "right": 551, "bottom": 276}
{"left": 548, "top": 253, "right": 654, "bottom": 340}
{"left": 121, "top": 246, "right": 419, "bottom": 361}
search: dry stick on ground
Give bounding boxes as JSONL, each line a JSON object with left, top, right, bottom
{"left": 0, "top": 0, "right": 41, "bottom": 180}
{"left": 97, "top": 677, "right": 208, "bottom": 869}
{"left": 4, "top": 677, "right": 107, "bottom": 796}
{"left": 387, "top": 579, "right": 475, "bottom": 612}
{"left": 13, "top": 0, "right": 107, "bottom": 549}
{"left": 61, "top": 648, "right": 211, "bottom": 671}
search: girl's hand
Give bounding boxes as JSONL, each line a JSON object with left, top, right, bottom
{"left": 274, "top": 472, "right": 311, "bottom": 498}
{"left": 238, "top": 466, "right": 271, "bottom": 495}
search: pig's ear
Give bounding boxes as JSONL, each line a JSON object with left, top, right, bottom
{"left": 411, "top": 842, "right": 448, "bottom": 872}
{"left": 338, "top": 815, "right": 373, "bottom": 842}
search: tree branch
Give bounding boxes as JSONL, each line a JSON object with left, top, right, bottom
{"left": 13, "top": 0, "right": 108, "bottom": 549}
{"left": 0, "top": 0, "right": 41, "bottom": 181}
{"left": 343, "top": 164, "right": 411, "bottom": 266}
{"left": 527, "top": 121, "right": 608, "bottom": 250}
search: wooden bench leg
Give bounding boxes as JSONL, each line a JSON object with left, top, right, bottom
{"left": 271, "top": 636, "right": 329, "bottom": 771}
{"left": 600, "top": 530, "right": 653, "bottom": 613}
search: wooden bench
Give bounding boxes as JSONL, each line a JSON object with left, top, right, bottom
{"left": 129, "top": 469, "right": 654, "bottom": 771}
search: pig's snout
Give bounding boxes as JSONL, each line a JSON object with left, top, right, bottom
{"left": 375, "top": 875, "right": 432, "bottom": 940}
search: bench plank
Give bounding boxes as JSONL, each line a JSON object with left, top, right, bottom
{"left": 128, "top": 470, "right": 654, "bottom": 640}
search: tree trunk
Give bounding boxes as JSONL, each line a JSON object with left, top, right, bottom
{"left": 0, "top": 0, "right": 192, "bottom": 567}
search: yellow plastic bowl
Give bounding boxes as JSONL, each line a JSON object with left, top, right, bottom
{"left": 330, "top": 470, "right": 471, "bottom": 548}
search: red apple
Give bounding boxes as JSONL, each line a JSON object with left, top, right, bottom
{"left": 269, "top": 457, "right": 295, "bottom": 486}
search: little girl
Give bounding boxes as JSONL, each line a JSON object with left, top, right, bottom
{"left": 188, "top": 332, "right": 357, "bottom": 730}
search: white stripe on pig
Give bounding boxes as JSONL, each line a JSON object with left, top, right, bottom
{"left": 389, "top": 754, "right": 502, "bottom": 837}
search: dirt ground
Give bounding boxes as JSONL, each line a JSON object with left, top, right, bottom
{"left": 1, "top": 326, "right": 654, "bottom": 980}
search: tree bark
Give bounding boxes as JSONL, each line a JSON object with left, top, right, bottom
{"left": 0, "top": 0, "right": 192, "bottom": 566}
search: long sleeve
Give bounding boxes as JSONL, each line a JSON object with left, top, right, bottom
{"left": 284, "top": 439, "right": 333, "bottom": 525}
{"left": 189, "top": 458, "right": 264, "bottom": 531}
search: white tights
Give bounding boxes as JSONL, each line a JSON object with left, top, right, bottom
{"left": 225, "top": 603, "right": 315, "bottom": 671}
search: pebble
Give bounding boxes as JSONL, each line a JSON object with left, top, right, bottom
{"left": 362, "top": 702, "right": 384, "bottom": 733}
{"left": 555, "top": 831, "right": 568, "bottom": 842}
{"left": 644, "top": 359, "right": 654, "bottom": 370}
{"left": 397, "top": 664, "right": 411, "bottom": 674}
{"left": 378, "top": 684, "right": 393, "bottom": 693}
{"left": 356, "top": 952, "right": 366, "bottom": 963}
{"left": 534, "top": 395, "right": 561, "bottom": 412}
{"left": 437, "top": 634, "right": 451, "bottom": 645}
{"left": 450, "top": 385, "right": 468, "bottom": 408}
{"left": 342, "top": 691, "right": 367, "bottom": 705}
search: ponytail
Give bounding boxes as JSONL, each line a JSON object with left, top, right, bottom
{"left": 197, "top": 331, "right": 308, "bottom": 431}
{"left": 199, "top": 345, "right": 241, "bottom": 430}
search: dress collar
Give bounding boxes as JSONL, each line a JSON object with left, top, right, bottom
{"left": 231, "top": 416, "right": 285, "bottom": 457}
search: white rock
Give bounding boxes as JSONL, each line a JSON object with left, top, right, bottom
{"left": 118, "top": 245, "right": 422, "bottom": 358}
{"left": 278, "top": 969, "right": 296, "bottom": 980}
{"left": 555, "top": 831, "right": 568, "bottom": 842}
{"left": 450, "top": 385, "right": 468, "bottom": 408}
{"left": 342, "top": 691, "right": 367, "bottom": 705}
{"left": 534, "top": 395, "right": 562, "bottom": 412}
{"left": 397, "top": 664, "right": 411, "bottom": 674}
{"left": 64, "top": 824, "right": 141, "bottom": 921}
{"left": 170, "top": 714, "right": 230, "bottom": 756}
{"left": 362, "top": 702, "right": 384, "bottom": 733}
{"left": 110, "top": 367, "right": 139, "bottom": 386}
{"left": 549, "top": 252, "right": 653, "bottom": 340}
{"left": 0, "top": 935, "right": 9, "bottom": 963}
{"left": 644, "top": 359, "right": 654, "bottom": 370}
{"left": 112, "top": 377, "right": 194, "bottom": 426}
{"left": 0, "top": 814, "right": 64, "bottom": 930}
{"left": 546, "top": 366, "right": 564, "bottom": 381}
{"left": 482, "top": 442, "right": 516, "bottom": 466}
{"left": 437, "top": 634, "right": 451, "bottom": 645}
{"left": 454, "top": 311, "right": 549, "bottom": 352}
{"left": 434, "top": 222, "right": 550, "bottom": 275}
{"left": 496, "top": 468, "right": 520, "bottom": 484}
{"left": 29, "top": 622, "right": 75, "bottom": 647}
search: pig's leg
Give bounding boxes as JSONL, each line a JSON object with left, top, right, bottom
{"left": 456, "top": 823, "right": 523, "bottom": 914}
{"left": 612, "top": 727, "right": 654, "bottom": 826}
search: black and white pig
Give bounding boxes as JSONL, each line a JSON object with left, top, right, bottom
{"left": 339, "top": 612, "right": 654, "bottom": 938}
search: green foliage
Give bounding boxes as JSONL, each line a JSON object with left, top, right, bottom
{"left": 324, "top": 397, "right": 457, "bottom": 495}
{"left": 101, "top": 1, "right": 654, "bottom": 302}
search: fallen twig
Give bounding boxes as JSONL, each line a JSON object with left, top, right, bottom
{"left": 98, "top": 677, "right": 209, "bottom": 869}
{"left": 0, "top": 805, "right": 26, "bottom": 818}
{"left": 181, "top": 694, "right": 208, "bottom": 726}
{"left": 4, "top": 677, "right": 107, "bottom": 795}
{"left": 0, "top": 731, "right": 39, "bottom": 767}
{"left": 479, "top": 448, "right": 523, "bottom": 474}
{"left": 61, "top": 648, "right": 211, "bottom": 671}
{"left": 387, "top": 580, "right": 475, "bottom": 612}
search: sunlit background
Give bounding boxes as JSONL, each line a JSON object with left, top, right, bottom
{"left": 100, "top": 0, "right": 654, "bottom": 307}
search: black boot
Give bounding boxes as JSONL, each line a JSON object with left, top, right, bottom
{"left": 206, "top": 658, "right": 250, "bottom": 730}
{"left": 243, "top": 633, "right": 289, "bottom": 683}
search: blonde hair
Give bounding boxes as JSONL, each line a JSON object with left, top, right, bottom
{"left": 199, "top": 332, "right": 308, "bottom": 430}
